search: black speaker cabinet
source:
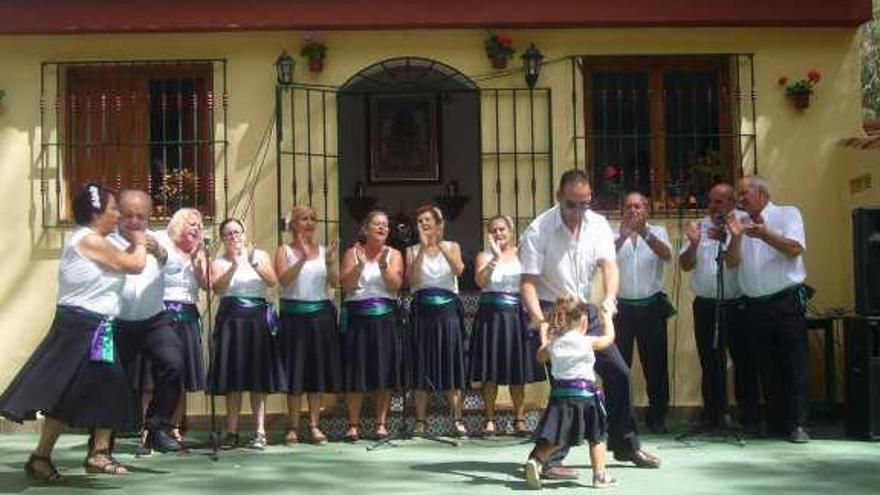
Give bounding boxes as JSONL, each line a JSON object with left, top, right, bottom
{"left": 853, "top": 207, "right": 880, "bottom": 316}
{"left": 844, "top": 316, "right": 880, "bottom": 440}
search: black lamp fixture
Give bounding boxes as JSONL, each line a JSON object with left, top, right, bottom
{"left": 275, "top": 50, "right": 296, "bottom": 85}
{"left": 521, "top": 43, "right": 544, "bottom": 88}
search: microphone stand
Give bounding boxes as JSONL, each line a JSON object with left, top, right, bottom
{"left": 677, "top": 223, "right": 744, "bottom": 446}
{"left": 201, "top": 238, "right": 220, "bottom": 460}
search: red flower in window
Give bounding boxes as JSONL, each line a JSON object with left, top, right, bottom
{"left": 602, "top": 165, "right": 620, "bottom": 180}
{"left": 806, "top": 69, "right": 822, "bottom": 83}
{"left": 777, "top": 76, "right": 789, "bottom": 87}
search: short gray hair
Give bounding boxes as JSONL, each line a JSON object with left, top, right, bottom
{"left": 742, "top": 174, "right": 770, "bottom": 196}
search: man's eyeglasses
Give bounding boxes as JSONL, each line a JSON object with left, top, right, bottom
{"left": 563, "top": 200, "right": 591, "bottom": 212}
{"left": 222, "top": 230, "right": 243, "bottom": 239}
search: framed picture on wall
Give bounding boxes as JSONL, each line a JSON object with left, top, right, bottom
{"left": 369, "top": 93, "right": 439, "bottom": 182}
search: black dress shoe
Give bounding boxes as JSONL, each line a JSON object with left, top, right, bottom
{"left": 789, "top": 426, "right": 810, "bottom": 444}
{"left": 614, "top": 449, "right": 661, "bottom": 468}
{"left": 148, "top": 429, "right": 182, "bottom": 453}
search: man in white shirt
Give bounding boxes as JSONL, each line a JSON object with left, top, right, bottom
{"left": 112, "top": 190, "right": 184, "bottom": 453}
{"left": 614, "top": 192, "right": 673, "bottom": 433}
{"left": 521, "top": 169, "right": 660, "bottom": 474}
{"left": 727, "top": 175, "right": 810, "bottom": 443}
{"left": 680, "top": 183, "right": 759, "bottom": 433}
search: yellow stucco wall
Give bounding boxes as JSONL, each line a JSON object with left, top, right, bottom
{"left": 0, "top": 27, "right": 868, "bottom": 423}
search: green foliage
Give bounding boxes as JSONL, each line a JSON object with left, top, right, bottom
{"left": 862, "top": 2, "right": 880, "bottom": 118}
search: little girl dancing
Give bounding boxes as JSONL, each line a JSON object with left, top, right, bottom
{"left": 525, "top": 293, "right": 617, "bottom": 489}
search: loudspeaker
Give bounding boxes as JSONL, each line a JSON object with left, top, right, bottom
{"left": 844, "top": 316, "right": 880, "bottom": 440}
{"left": 853, "top": 207, "right": 880, "bottom": 316}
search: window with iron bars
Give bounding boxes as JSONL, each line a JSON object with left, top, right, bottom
{"left": 39, "top": 60, "right": 228, "bottom": 226}
{"left": 573, "top": 55, "right": 757, "bottom": 215}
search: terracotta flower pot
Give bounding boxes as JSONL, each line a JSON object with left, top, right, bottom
{"left": 490, "top": 55, "right": 508, "bottom": 70}
{"left": 789, "top": 92, "right": 811, "bottom": 111}
{"left": 308, "top": 58, "right": 324, "bottom": 73}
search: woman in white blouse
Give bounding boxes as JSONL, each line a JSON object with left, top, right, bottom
{"left": 0, "top": 184, "right": 146, "bottom": 479}
{"left": 406, "top": 204, "right": 467, "bottom": 436}
{"left": 274, "top": 206, "right": 342, "bottom": 446}
{"left": 209, "top": 218, "right": 282, "bottom": 450}
{"left": 339, "top": 211, "right": 404, "bottom": 441}
{"left": 469, "top": 215, "right": 545, "bottom": 436}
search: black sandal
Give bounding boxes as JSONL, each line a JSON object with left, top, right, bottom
{"left": 24, "top": 454, "right": 62, "bottom": 482}
{"left": 452, "top": 418, "right": 468, "bottom": 437}
{"left": 84, "top": 449, "right": 129, "bottom": 476}
{"left": 344, "top": 423, "right": 360, "bottom": 443}
{"left": 374, "top": 422, "right": 389, "bottom": 439}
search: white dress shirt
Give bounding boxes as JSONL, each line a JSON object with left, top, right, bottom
{"left": 111, "top": 229, "right": 175, "bottom": 321}
{"left": 737, "top": 202, "right": 807, "bottom": 298}
{"left": 615, "top": 224, "right": 670, "bottom": 300}
{"left": 520, "top": 205, "right": 616, "bottom": 303}
{"left": 679, "top": 214, "right": 745, "bottom": 300}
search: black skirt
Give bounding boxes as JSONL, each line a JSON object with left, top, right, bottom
{"left": 278, "top": 302, "right": 343, "bottom": 394}
{"left": 124, "top": 304, "right": 205, "bottom": 392}
{"left": 0, "top": 306, "right": 137, "bottom": 431}
{"left": 468, "top": 301, "right": 546, "bottom": 386}
{"left": 207, "top": 299, "right": 285, "bottom": 394}
{"left": 534, "top": 395, "right": 608, "bottom": 446}
{"left": 342, "top": 305, "right": 404, "bottom": 393}
{"left": 409, "top": 294, "right": 466, "bottom": 392}
{"left": 167, "top": 303, "right": 206, "bottom": 391}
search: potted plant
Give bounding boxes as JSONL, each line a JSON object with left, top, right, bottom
{"left": 485, "top": 30, "right": 515, "bottom": 69}
{"left": 779, "top": 69, "right": 821, "bottom": 111}
{"left": 595, "top": 164, "right": 622, "bottom": 210}
{"left": 300, "top": 34, "right": 327, "bottom": 73}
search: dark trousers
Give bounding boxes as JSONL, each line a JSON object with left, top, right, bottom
{"left": 117, "top": 311, "right": 184, "bottom": 432}
{"left": 745, "top": 292, "right": 809, "bottom": 434}
{"left": 693, "top": 297, "right": 760, "bottom": 427}
{"left": 540, "top": 302, "right": 641, "bottom": 466}
{"left": 615, "top": 299, "right": 669, "bottom": 428}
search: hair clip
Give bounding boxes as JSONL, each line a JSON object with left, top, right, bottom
{"left": 88, "top": 184, "right": 101, "bottom": 210}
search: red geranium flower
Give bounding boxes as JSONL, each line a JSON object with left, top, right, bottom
{"left": 778, "top": 76, "right": 789, "bottom": 86}
{"left": 807, "top": 69, "right": 822, "bottom": 83}
{"left": 602, "top": 165, "right": 620, "bottom": 180}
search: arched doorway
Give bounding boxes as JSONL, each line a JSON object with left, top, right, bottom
{"left": 337, "top": 57, "right": 481, "bottom": 288}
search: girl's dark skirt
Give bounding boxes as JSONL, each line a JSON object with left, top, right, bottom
{"left": 410, "top": 298, "right": 466, "bottom": 392}
{"left": 207, "top": 301, "right": 284, "bottom": 394}
{"left": 342, "top": 309, "right": 404, "bottom": 393}
{"left": 0, "top": 306, "right": 137, "bottom": 431}
{"left": 278, "top": 303, "right": 343, "bottom": 394}
{"left": 534, "top": 395, "right": 608, "bottom": 446}
{"left": 127, "top": 303, "right": 206, "bottom": 392}
{"left": 468, "top": 302, "right": 546, "bottom": 385}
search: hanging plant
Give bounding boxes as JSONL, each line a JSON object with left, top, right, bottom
{"left": 485, "top": 30, "right": 515, "bottom": 69}
{"left": 300, "top": 33, "right": 327, "bottom": 73}
{"left": 778, "top": 69, "right": 822, "bottom": 111}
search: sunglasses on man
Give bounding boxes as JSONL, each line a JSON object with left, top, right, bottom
{"left": 562, "top": 199, "right": 591, "bottom": 211}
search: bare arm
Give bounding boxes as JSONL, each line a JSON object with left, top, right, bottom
{"left": 380, "top": 249, "right": 404, "bottom": 293}
{"left": 78, "top": 232, "right": 147, "bottom": 274}
{"left": 339, "top": 247, "right": 365, "bottom": 294}
{"left": 474, "top": 251, "right": 495, "bottom": 289}
{"left": 643, "top": 230, "right": 672, "bottom": 262}
{"left": 211, "top": 258, "right": 237, "bottom": 295}
{"left": 599, "top": 257, "right": 619, "bottom": 311}
{"left": 251, "top": 250, "right": 278, "bottom": 287}
{"left": 437, "top": 241, "right": 465, "bottom": 276}
{"left": 275, "top": 245, "right": 307, "bottom": 288}
{"left": 325, "top": 241, "right": 340, "bottom": 289}
{"left": 191, "top": 249, "right": 210, "bottom": 290}
{"left": 406, "top": 246, "right": 425, "bottom": 288}
{"left": 520, "top": 274, "right": 545, "bottom": 328}
{"left": 591, "top": 311, "right": 616, "bottom": 351}
{"left": 680, "top": 241, "right": 698, "bottom": 271}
